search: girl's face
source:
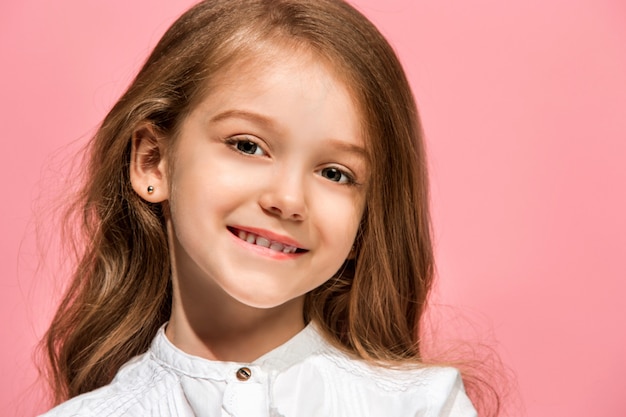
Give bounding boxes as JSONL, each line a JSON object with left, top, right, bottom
{"left": 164, "top": 48, "right": 368, "bottom": 312}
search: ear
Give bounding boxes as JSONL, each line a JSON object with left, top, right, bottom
{"left": 129, "top": 123, "right": 169, "bottom": 202}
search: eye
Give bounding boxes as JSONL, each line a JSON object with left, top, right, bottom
{"left": 227, "top": 137, "right": 266, "bottom": 156}
{"left": 320, "top": 167, "right": 355, "bottom": 184}
{"left": 235, "top": 139, "right": 263, "bottom": 155}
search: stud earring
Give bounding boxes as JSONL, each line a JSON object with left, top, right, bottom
{"left": 147, "top": 185, "right": 154, "bottom": 194}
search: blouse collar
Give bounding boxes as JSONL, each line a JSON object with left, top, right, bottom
{"left": 149, "top": 323, "right": 328, "bottom": 380}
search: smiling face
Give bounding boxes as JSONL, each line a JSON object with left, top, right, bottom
{"left": 160, "top": 48, "right": 367, "bottom": 323}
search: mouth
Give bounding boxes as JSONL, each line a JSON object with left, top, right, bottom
{"left": 227, "top": 226, "right": 308, "bottom": 255}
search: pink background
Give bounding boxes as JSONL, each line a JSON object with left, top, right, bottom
{"left": 2, "top": 0, "right": 625, "bottom": 415}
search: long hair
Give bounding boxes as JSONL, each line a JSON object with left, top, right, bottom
{"left": 45, "top": 0, "right": 446, "bottom": 408}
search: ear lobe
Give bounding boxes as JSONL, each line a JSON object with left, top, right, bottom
{"left": 129, "top": 123, "right": 169, "bottom": 202}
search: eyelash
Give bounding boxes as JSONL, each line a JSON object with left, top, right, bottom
{"left": 224, "top": 136, "right": 360, "bottom": 186}
{"left": 319, "top": 166, "right": 358, "bottom": 186}
{"left": 225, "top": 136, "right": 267, "bottom": 156}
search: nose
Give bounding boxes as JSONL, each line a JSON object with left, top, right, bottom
{"left": 258, "top": 171, "right": 307, "bottom": 221}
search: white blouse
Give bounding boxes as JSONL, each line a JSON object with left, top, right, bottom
{"left": 41, "top": 324, "right": 477, "bottom": 416}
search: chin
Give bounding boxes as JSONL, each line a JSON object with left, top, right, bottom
{"left": 231, "top": 290, "right": 303, "bottom": 310}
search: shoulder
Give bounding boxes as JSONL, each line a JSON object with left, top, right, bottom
{"left": 38, "top": 352, "right": 187, "bottom": 417}
{"left": 319, "top": 349, "right": 461, "bottom": 392}
{"left": 276, "top": 344, "right": 477, "bottom": 417}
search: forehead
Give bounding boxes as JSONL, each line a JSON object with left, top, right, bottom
{"left": 212, "top": 44, "right": 347, "bottom": 91}
{"left": 194, "top": 45, "right": 365, "bottom": 137}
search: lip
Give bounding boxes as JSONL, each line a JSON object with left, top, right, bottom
{"left": 229, "top": 225, "right": 306, "bottom": 249}
{"left": 227, "top": 225, "right": 308, "bottom": 260}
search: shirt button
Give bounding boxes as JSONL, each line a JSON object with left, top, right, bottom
{"left": 236, "top": 367, "right": 252, "bottom": 381}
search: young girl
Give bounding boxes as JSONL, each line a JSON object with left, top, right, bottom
{"left": 41, "top": 0, "right": 484, "bottom": 415}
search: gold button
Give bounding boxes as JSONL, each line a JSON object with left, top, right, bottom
{"left": 236, "top": 367, "right": 252, "bottom": 381}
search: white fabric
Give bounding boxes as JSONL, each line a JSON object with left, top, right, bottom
{"left": 41, "top": 324, "right": 477, "bottom": 417}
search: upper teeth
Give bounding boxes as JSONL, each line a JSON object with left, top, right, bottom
{"left": 237, "top": 230, "right": 298, "bottom": 254}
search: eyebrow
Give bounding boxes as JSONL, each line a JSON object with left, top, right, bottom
{"left": 210, "top": 109, "right": 367, "bottom": 159}
{"left": 324, "top": 138, "right": 367, "bottom": 160}
{"left": 209, "top": 109, "right": 277, "bottom": 130}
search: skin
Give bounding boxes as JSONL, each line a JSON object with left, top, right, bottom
{"left": 130, "top": 48, "right": 367, "bottom": 362}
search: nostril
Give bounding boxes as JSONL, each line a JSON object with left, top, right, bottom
{"left": 263, "top": 205, "right": 283, "bottom": 217}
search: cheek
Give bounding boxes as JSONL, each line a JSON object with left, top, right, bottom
{"left": 319, "top": 193, "right": 365, "bottom": 256}
{"left": 341, "top": 196, "right": 366, "bottom": 255}
{"left": 166, "top": 168, "right": 220, "bottom": 244}
{"left": 168, "top": 154, "right": 247, "bottom": 208}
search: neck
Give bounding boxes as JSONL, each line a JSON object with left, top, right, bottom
{"left": 166, "top": 289, "right": 306, "bottom": 362}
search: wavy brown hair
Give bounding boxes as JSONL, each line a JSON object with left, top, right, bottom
{"left": 43, "top": 0, "right": 499, "bottom": 414}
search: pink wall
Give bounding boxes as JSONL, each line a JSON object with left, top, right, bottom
{"left": 2, "top": 1, "right": 625, "bottom": 415}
